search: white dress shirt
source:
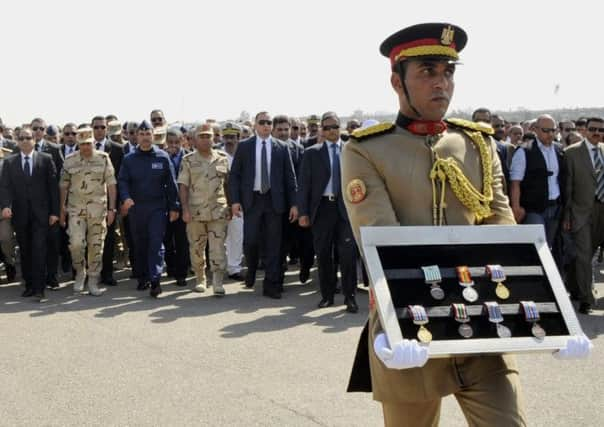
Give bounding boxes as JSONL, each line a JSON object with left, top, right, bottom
{"left": 322, "top": 140, "right": 342, "bottom": 196}
{"left": 509, "top": 138, "right": 560, "bottom": 200}
{"left": 254, "top": 135, "right": 272, "bottom": 191}
{"left": 20, "top": 151, "right": 35, "bottom": 175}
{"left": 65, "top": 144, "right": 76, "bottom": 156}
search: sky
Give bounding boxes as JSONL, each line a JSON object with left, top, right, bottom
{"left": 2, "top": 0, "right": 603, "bottom": 126}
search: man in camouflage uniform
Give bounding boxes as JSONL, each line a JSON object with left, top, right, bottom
{"left": 59, "top": 126, "right": 117, "bottom": 295}
{"left": 178, "top": 123, "right": 230, "bottom": 296}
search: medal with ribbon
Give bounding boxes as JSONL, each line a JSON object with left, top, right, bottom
{"left": 421, "top": 265, "right": 445, "bottom": 300}
{"left": 451, "top": 303, "right": 473, "bottom": 338}
{"left": 408, "top": 305, "right": 433, "bottom": 343}
{"left": 520, "top": 301, "right": 546, "bottom": 339}
{"left": 456, "top": 266, "right": 479, "bottom": 302}
{"left": 485, "top": 264, "right": 510, "bottom": 300}
{"left": 484, "top": 301, "right": 512, "bottom": 338}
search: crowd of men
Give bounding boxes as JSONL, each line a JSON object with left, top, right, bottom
{"left": 0, "top": 108, "right": 602, "bottom": 314}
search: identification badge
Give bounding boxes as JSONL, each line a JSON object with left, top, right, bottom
{"left": 456, "top": 266, "right": 479, "bottom": 302}
{"left": 484, "top": 301, "right": 512, "bottom": 338}
{"left": 408, "top": 305, "right": 432, "bottom": 343}
{"left": 520, "top": 301, "right": 546, "bottom": 339}
{"left": 451, "top": 303, "right": 473, "bottom": 338}
{"left": 486, "top": 264, "right": 510, "bottom": 300}
{"left": 421, "top": 265, "right": 445, "bottom": 300}
{"left": 151, "top": 162, "right": 164, "bottom": 170}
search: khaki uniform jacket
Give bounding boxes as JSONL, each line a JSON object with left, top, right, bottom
{"left": 60, "top": 150, "right": 116, "bottom": 217}
{"left": 563, "top": 140, "right": 604, "bottom": 232}
{"left": 341, "top": 122, "right": 517, "bottom": 403}
{"left": 178, "top": 150, "right": 230, "bottom": 221}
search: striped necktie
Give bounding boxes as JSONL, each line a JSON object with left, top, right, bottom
{"left": 593, "top": 147, "right": 604, "bottom": 202}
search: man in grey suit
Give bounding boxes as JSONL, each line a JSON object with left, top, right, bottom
{"left": 563, "top": 117, "right": 604, "bottom": 314}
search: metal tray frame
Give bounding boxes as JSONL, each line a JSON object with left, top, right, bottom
{"left": 360, "top": 225, "right": 582, "bottom": 358}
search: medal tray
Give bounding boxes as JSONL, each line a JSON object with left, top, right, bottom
{"left": 377, "top": 243, "right": 570, "bottom": 341}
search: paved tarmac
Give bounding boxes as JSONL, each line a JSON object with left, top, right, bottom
{"left": 0, "top": 265, "right": 602, "bottom": 427}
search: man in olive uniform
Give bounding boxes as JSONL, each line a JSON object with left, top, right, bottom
{"left": 59, "top": 126, "right": 117, "bottom": 295}
{"left": 178, "top": 123, "right": 230, "bottom": 296}
{"left": 342, "top": 22, "right": 592, "bottom": 427}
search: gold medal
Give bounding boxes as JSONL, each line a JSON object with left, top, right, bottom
{"left": 417, "top": 326, "right": 433, "bottom": 343}
{"left": 495, "top": 283, "right": 510, "bottom": 300}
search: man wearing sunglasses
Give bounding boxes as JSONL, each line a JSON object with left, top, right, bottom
{"left": 150, "top": 109, "right": 166, "bottom": 129}
{"left": 228, "top": 111, "right": 298, "bottom": 299}
{"left": 509, "top": 115, "right": 564, "bottom": 252}
{"left": 0, "top": 128, "right": 59, "bottom": 302}
{"left": 91, "top": 116, "right": 124, "bottom": 288}
{"left": 563, "top": 117, "right": 604, "bottom": 314}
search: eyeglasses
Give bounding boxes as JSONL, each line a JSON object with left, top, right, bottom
{"left": 151, "top": 117, "right": 164, "bottom": 123}
{"left": 64, "top": 132, "right": 77, "bottom": 136}
{"left": 562, "top": 128, "right": 575, "bottom": 132}
{"left": 291, "top": 126, "right": 299, "bottom": 130}
{"left": 257, "top": 120, "right": 272, "bottom": 126}
{"left": 93, "top": 125, "right": 106, "bottom": 130}
{"left": 18, "top": 136, "right": 33, "bottom": 141}
{"left": 539, "top": 128, "right": 556, "bottom": 134}
{"left": 32, "top": 126, "right": 45, "bottom": 131}
{"left": 322, "top": 125, "right": 340, "bottom": 131}
{"left": 588, "top": 127, "right": 604, "bottom": 134}
{"left": 492, "top": 124, "right": 505, "bottom": 129}
{"left": 198, "top": 134, "right": 212, "bottom": 139}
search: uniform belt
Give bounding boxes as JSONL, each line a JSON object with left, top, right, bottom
{"left": 322, "top": 195, "right": 337, "bottom": 202}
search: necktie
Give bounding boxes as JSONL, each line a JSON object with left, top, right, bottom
{"left": 35, "top": 143, "right": 40, "bottom": 152}
{"left": 96, "top": 142, "right": 101, "bottom": 150}
{"left": 260, "top": 140, "right": 270, "bottom": 194}
{"left": 331, "top": 143, "right": 341, "bottom": 197}
{"left": 593, "top": 147, "right": 604, "bottom": 202}
{"left": 24, "top": 156, "right": 31, "bottom": 176}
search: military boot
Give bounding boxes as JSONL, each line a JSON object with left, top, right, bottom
{"left": 73, "top": 269, "right": 86, "bottom": 294}
{"left": 193, "top": 269, "right": 206, "bottom": 293}
{"left": 212, "top": 271, "right": 225, "bottom": 296}
{"left": 87, "top": 275, "right": 105, "bottom": 296}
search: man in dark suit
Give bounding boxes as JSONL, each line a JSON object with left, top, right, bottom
{"left": 0, "top": 128, "right": 59, "bottom": 302}
{"left": 228, "top": 111, "right": 298, "bottom": 299}
{"left": 91, "top": 116, "right": 124, "bottom": 286}
{"left": 31, "top": 118, "right": 63, "bottom": 289}
{"left": 298, "top": 112, "right": 358, "bottom": 313}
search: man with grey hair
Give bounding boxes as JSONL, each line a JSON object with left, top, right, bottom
{"left": 510, "top": 114, "right": 564, "bottom": 250}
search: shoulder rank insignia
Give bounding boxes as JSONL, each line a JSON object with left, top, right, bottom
{"left": 350, "top": 122, "right": 395, "bottom": 142}
{"left": 445, "top": 118, "right": 494, "bottom": 135}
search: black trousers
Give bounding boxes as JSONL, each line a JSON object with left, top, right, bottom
{"left": 59, "top": 224, "right": 72, "bottom": 272}
{"left": 123, "top": 215, "right": 139, "bottom": 278}
{"left": 311, "top": 198, "right": 357, "bottom": 300}
{"left": 164, "top": 216, "right": 190, "bottom": 279}
{"left": 243, "top": 191, "right": 283, "bottom": 293}
{"left": 46, "top": 223, "right": 60, "bottom": 285}
{"left": 15, "top": 219, "right": 48, "bottom": 293}
{"left": 101, "top": 220, "right": 116, "bottom": 281}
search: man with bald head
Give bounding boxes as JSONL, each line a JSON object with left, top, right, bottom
{"left": 510, "top": 114, "right": 564, "bottom": 250}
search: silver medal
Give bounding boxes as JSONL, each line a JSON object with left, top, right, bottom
{"left": 462, "top": 287, "right": 479, "bottom": 302}
{"left": 430, "top": 285, "right": 445, "bottom": 300}
{"left": 496, "top": 323, "right": 512, "bottom": 338}
{"left": 458, "top": 323, "right": 473, "bottom": 338}
{"left": 531, "top": 323, "right": 546, "bottom": 339}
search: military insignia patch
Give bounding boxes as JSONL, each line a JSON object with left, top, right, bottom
{"left": 441, "top": 25, "right": 455, "bottom": 45}
{"left": 346, "top": 178, "right": 367, "bottom": 204}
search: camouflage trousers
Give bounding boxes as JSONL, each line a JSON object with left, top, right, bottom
{"left": 187, "top": 219, "right": 227, "bottom": 283}
{"left": 0, "top": 218, "right": 16, "bottom": 265}
{"left": 67, "top": 209, "right": 107, "bottom": 275}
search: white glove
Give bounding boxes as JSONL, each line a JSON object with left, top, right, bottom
{"left": 374, "top": 333, "right": 429, "bottom": 370}
{"left": 553, "top": 333, "right": 593, "bottom": 360}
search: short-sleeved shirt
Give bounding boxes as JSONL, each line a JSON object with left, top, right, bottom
{"left": 509, "top": 139, "right": 560, "bottom": 201}
{"left": 60, "top": 150, "right": 116, "bottom": 215}
{"left": 178, "top": 149, "right": 229, "bottom": 221}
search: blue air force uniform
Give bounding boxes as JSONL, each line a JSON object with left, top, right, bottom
{"left": 118, "top": 142, "right": 179, "bottom": 285}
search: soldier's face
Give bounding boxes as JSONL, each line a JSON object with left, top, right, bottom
{"left": 137, "top": 130, "right": 153, "bottom": 149}
{"left": 394, "top": 60, "right": 455, "bottom": 121}
{"left": 79, "top": 142, "right": 93, "bottom": 156}
{"left": 223, "top": 134, "right": 238, "bottom": 154}
{"left": 195, "top": 134, "right": 213, "bottom": 152}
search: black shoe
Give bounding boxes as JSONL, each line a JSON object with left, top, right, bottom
{"left": 228, "top": 272, "right": 244, "bottom": 281}
{"left": 262, "top": 289, "right": 282, "bottom": 299}
{"left": 578, "top": 303, "right": 592, "bottom": 314}
{"left": 288, "top": 258, "right": 298, "bottom": 266}
{"left": 137, "top": 280, "right": 150, "bottom": 291}
{"left": 21, "top": 289, "right": 35, "bottom": 297}
{"left": 299, "top": 268, "right": 310, "bottom": 284}
{"left": 46, "top": 280, "right": 59, "bottom": 290}
{"left": 35, "top": 292, "right": 48, "bottom": 303}
{"left": 102, "top": 277, "right": 118, "bottom": 286}
{"left": 318, "top": 298, "right": 334, "bottom": 308}
{"left": 258, "top": 262, "right": 265, "bottom": 271}
{"left": 150, "top": 281, "right": 162, "bottom": 298}
{"left": 5, "top": 264, "right": 16, "bottom": 282}
{"left": 244, "top": 273, "right": 255, "bottom": 288}
{"left": 176, "top": 278, "right": 187, "bottom": 287}
{"left": 345, "top": 296, "right": 359, "bottom": 313}
{"left": 334, "top": 286, "right": 341, "bottom": 294}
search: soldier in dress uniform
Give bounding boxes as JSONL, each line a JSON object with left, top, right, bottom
{"left": 178, "top": 123, "right": 230, "bottom": 296}
{"left": 59, "top": 126, "right": 117, "bottom": 295}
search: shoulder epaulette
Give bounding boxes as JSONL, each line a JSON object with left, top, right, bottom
{"left": 445, "top": 118, "right": 494, "bottom": 136}
{"left": 183, "top": 151, "right": 195, "bottom": 159}
{"left": 215, "top": 150, "right": 227, "bottom": 157}
{"left": 1, "top": 147, "right": 12, "bottom": 154}
{"left": 350, "top": 122, "right": 395, "bottom": 142}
